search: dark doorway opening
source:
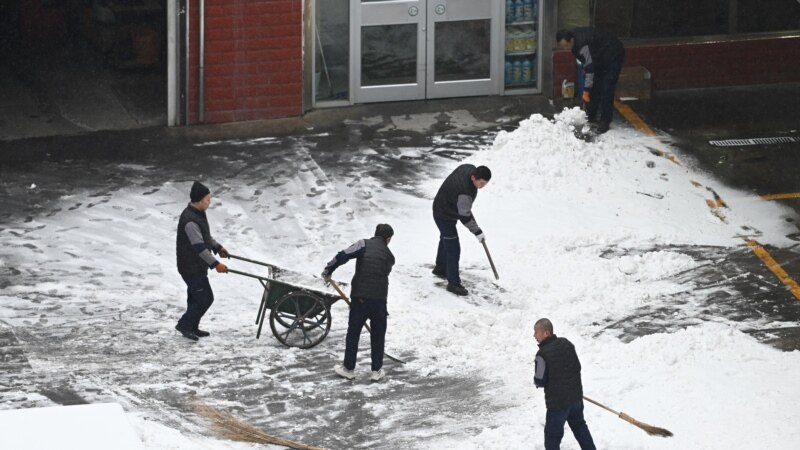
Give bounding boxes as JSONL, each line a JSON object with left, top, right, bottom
{"left": 0, "top": 0, "right": 167, "bottom": 141}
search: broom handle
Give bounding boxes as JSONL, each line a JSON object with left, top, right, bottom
{"left": 584, "top": 395, "right": 673, "bottom": 437}
{"left": 329, "top": 280, "right": 406, "bottom": 365}
{"left": 583, "top": 395, "right": 621, "bottom": 416}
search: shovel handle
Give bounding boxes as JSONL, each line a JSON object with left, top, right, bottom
{"left": 481, "top": 240, "right": 499, "bottom": 280}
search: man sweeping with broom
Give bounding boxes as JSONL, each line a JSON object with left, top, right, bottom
{"left": 533, "top": 318, "right": 596, "bottom": 450}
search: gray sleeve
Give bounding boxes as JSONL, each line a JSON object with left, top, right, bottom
{"left": 457, "top": 194, "right": 481, "bottom": 234}
{"left": 325, "top": 239, "right": 367, "bottom": 272}
{"left": 579, "top": 45, "right": 594, "bottom": 88}
{"left": 185, "top": 222, "right": 219, "bottom": 267}
{"left": 208, "top": 235, "right": 220, "bottom": 251}
{"left": 534, "top": 354, "right": 547, "bottom": 388}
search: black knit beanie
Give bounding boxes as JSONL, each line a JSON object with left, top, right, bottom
{"left": 190, "top": 181, "right": 211, "bottom": 202}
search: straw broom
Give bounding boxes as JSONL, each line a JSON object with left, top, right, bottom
{"left": 192, "top": 400, "right": 325, "bottom": 450}
{"left": 584, "top": 396, "right": 673, "bottom": 438}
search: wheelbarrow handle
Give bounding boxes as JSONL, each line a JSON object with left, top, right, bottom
{"left": 226, "top": 253, "right": 274, "bottom": 269}
{"left": 226, "top": 268, "right": 271, "bottom": 282}
{"left": 329, "top": 280, "right": 407, "bottom": 365}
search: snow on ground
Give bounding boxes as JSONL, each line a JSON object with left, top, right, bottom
{"left": 2, "top": 108, "right": 800, "bottom": 449}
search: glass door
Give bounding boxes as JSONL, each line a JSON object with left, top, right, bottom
{"left": 351, "top": 0, "right": 426, "bottom": 103}
{"left": 426, "top": 0, "right": 499, "bottom": 98}
{"left": 351, "top": 0, "right": 501, "bottom": 103}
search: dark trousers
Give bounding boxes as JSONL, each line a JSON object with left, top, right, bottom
{"left": 177, "top": 274, "right": 214, "bottom": 332}
{"left": 343, "top": 298, "right": 387, "bottom": 372}
{"left": 586, "top": 54, "right": 624, "bottom": 125}
{"left": 544, "top": 399, "right": 596, "bottom": 450}
{"left": 434, "top": 215, "right": 461, "bottom": 285}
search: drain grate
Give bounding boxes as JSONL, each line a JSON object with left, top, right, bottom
{"left": 709, "top": 136, "right": 800, "bottom": 147}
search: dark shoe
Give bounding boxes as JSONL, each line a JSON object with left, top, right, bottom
{"left": 175, "top": 324, "right": 199, "bottom": 341}
{"left": 446, "top": 283, "right": 469, "bottom": 296}
{"left": 194, "top": 329, "right": 210, "bottom": 337}
{"left": 594, "top": 121, "right": 610, "bottom": 134}
{"left": 432, "top": 266, "right": 446, "bottom": 278}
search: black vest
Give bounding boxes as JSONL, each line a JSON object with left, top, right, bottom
{"left": 176, "top": 204, "right": 213, "bottom": 277}
{"left": 350, "top": 237, "right": 395, "bottom": 301}
{"left": 432, "top": 164, "right": 478, "bottom": 220}
{"left": 572, "top": 27, "right": 624, "bottom": 68}
{"left": 537, "top": 335, "right": 584, "bottom": 410}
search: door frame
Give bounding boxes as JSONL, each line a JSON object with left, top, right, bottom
{"left": 350, "top": 0, "right": 503, "bottom": 103}
{"left": 350, "top": 0, "right": 426, "bottom": 103}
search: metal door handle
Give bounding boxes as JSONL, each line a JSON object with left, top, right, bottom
{"left": 408, "top": 6, "right": 418, "bottom": 16}
{"left": 435, "top": 4, "right": 445, "bottom": 15}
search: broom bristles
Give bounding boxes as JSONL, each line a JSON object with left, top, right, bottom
{"left": 619, "top": 412, "right": 674, "bottom": 438}
{"left": 192, "top": 400, "right": 325, "bottom": 450}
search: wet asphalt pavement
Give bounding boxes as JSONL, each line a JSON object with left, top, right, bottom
{"left": 619, "top": 82, "right": 800, "bottom": 350}
{"left": 2, "top": 87, "right": 800, "bottom": 447}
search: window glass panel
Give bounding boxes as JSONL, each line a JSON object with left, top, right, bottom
{"left": 315, "top": 0, "right": 349, "bottom": 102}
{"left": 361, "top": 24, "right": 417, "bottom": 86}
{"left": 737, "top": 0, "right": 800, "bottom": 33}
{"left": 435, "top": 20, "right": 491, "bottom": 82}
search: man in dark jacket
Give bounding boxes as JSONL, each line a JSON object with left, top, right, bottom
{"left": 432, "top": 164, "right": 491, "bottom": 296}
{"left": 534, "top": 318, "right": 596, "bottom": 450}
{"left": 556, "top": 27, "right": 625, "bottom": 134}
{"left": 322, "top": 224, "right": 395, "bottom": 382}
{"left": 175, "top": 181, "right": 229, "bottom": 341}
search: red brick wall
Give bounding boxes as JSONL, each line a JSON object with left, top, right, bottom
{"left": 187, "top": 0, "right": 303, "bottom": 124}
{"left": 553, "top": 36, "right": 800, "bottom": 98}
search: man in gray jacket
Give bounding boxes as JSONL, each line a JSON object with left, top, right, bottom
{"left": 432, "top": 164, "right": 491, "bottom": 296}
{"left": 175, "top": 181, "right": 229, "bottom": 341}
{"left": 322, "top": 224, "right": 395, "bottom": 381}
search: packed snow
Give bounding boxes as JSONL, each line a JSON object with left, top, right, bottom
{"left": 2, "top": 108, "right": 799, "bottom": 449}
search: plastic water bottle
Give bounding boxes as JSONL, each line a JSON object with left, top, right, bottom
{"left": 522, "top": 58, "right": 531, "bottom": 83}
{"left": 531, "top": 0, "right": 538, "bottom": 22}
{"left": 515, "top": 0, "right": 525, "bottom": 23}
{"left": 506, "top": 0, "right": 515, "bottom": 23}
{"left": 523, "top": 0, "right": 533, "bottom": 21}
{"left": 505, "top": 60, "right": 513, "bottom": 84}
{"left": 512, "top": 60, "right": 522, "bottom": 84}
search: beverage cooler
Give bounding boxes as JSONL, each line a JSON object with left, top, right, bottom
{"left": 503, "top": 0, "right": 539, "bottom": 93}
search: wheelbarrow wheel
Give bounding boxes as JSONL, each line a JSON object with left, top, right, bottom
{"left": 269, "top": 291, "right": 331, "bottom": 349}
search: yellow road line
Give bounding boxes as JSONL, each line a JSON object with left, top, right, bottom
{"left": 616, "top": 101, "right": 800, "bottom": 302}
{"left": 761, "top": 192, "right": 800, "bottom": 201}
{"left": 746, "top": 240, "right": 800, "bottom": 301}
{"left": 614, "top": 100, "right": 657, "bottom": 136}
{"left": 614, "top": 100, "right": 681, "bottom": 165}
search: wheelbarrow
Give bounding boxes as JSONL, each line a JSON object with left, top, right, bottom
{"left": 225, "top": 254, "right": 342, "bottom": 349}
{"left": 225, "top": 254, "right": 407, "bottom": 364}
